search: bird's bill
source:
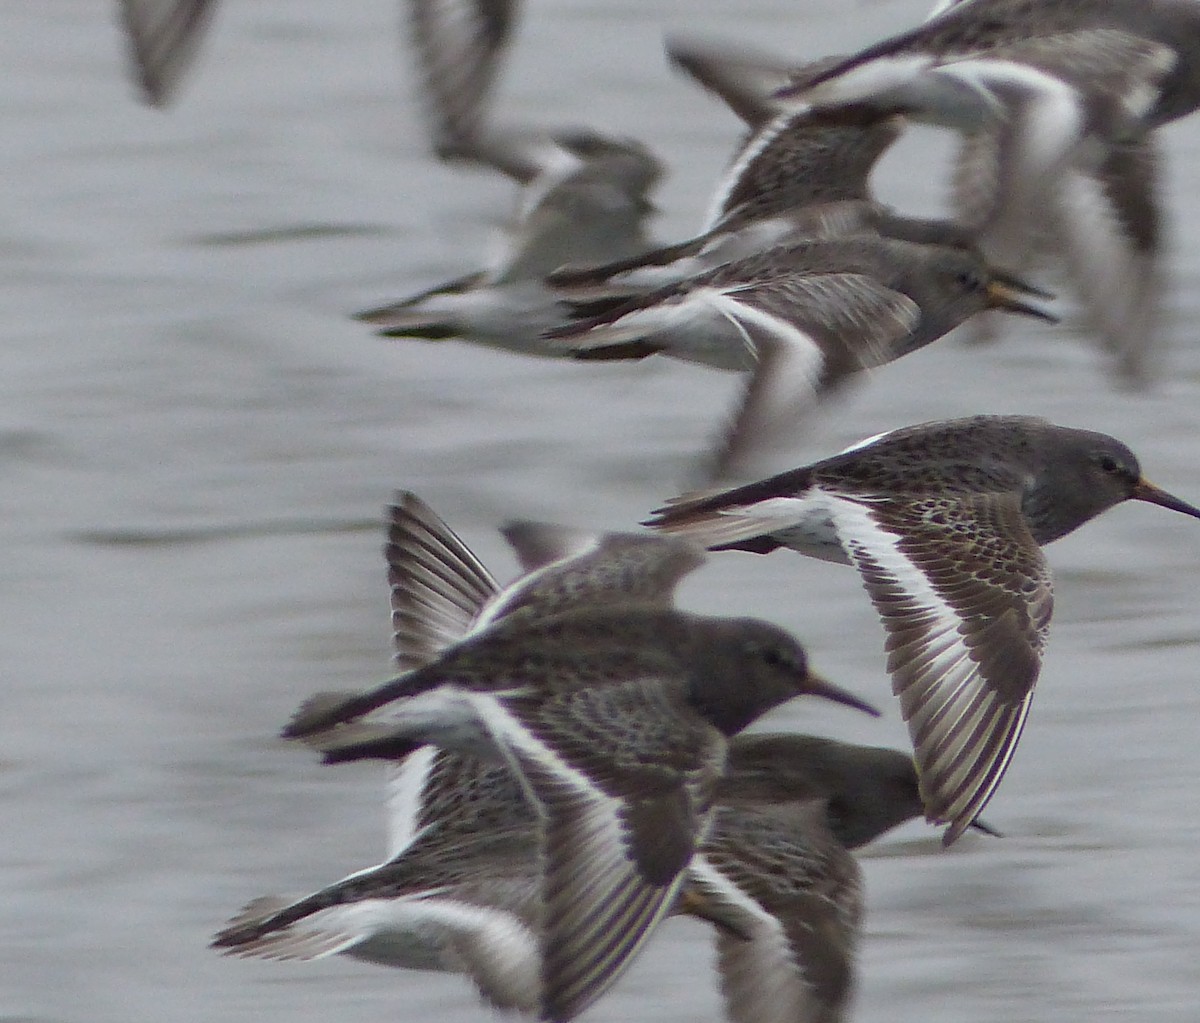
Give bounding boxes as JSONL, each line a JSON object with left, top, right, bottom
{"left": 991, "top": 268, "right": 1055, "bottom": 300}
{"left": 1132, "top": 479, "right": 1200, "bottom": 519}
{"left": 985, "top": 275, "right": 1059, "bottom": 322}
{"left": 807, "top": 670, "right": 881, "bottom": 717}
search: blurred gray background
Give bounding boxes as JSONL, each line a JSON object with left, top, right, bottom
{"left": 2, "top": 2, "right": 1199, "bottom": 1020}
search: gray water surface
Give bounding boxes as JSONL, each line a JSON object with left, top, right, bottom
{"left": 3, "top": 2, "right": 1199, "bottom": 1021}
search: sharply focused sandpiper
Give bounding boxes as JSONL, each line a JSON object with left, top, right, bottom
{"left": 385, "top": 493, "right": 994, "bottom": 846}
{"left": 282, "top": 520, "right": 876, "bottom": 1021}
{"left": 386, "top": 492, "right": 992, "bottom": 847}
{"left": 214, "top": 494, "right": 1002, "bottom": 1022}
{"left": 381, "top": 492, "right": 714, "bottom": 854}
{"left": 214, "top": 494, "right": 711, "bottom": 1013}
{"left": 646, "top": 414, "right": 1200, "bottom": 843}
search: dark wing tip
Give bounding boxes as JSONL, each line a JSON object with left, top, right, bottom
{"left": 280, "top": 690, "right": 361, "bottom": 740}
{"left": 209, "top": 896, "right": 291, "bottom": 950}
{"left": 571, "top": 340, "right": 665, "bottom": 361}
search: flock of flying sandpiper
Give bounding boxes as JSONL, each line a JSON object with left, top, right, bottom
{"left": 114, "top": 1, "right": 1200, "bottom": 1020}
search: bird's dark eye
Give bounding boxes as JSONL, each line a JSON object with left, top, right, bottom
{"left": 757, "top": 644, "right": 804, "bottom": 673}
{"left": 956, "top": 269, "right": 983, "bottom": 291}
{"left": 760, "top": 646, "right": 790, "bottom": 669}
{"left": 1097, "top": 454, "right": 1121, "bottom": 473}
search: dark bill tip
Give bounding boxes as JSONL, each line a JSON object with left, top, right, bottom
{"left": 806, "top": 670, "right": 881, "bottom": 717}
{"left": 1133, "top": 479, "right": 1200, "bottom": 519}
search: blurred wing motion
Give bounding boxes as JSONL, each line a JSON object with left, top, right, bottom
{"left": 117, "top": 0, "right": 219, "bottom": 106}
{"left": 406, "top": 0, "right": 522, "bottom": 158}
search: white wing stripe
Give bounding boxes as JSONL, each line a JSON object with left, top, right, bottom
{"left": 385, "top": 746, "right": 438, "bottom": 857}
{"left": 828, "top": 495, "right": 1019, "bottom": 829}
{"left": 687, "top": 858, "right": 809, "bottom": 1023}
{"left": 703, "top": 109, "right": 793, "bottom": 231}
